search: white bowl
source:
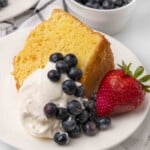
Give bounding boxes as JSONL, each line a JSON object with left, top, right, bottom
{"left": 64, "top": 0, "right": 136, "bottom": 35}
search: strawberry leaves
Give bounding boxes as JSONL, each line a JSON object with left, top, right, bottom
{"left": 118, "top": 61, "right": 132, "bottom": 76}
{"left": 134, "top": 66, "right": 144, "bottom": 78}
{"left": 144, "top": 85, "right": 150, "bottom": 92}
{"left": 139, "top": 75, "right": 150, "bottom": 82}
{"left": 118, "top": 61, "right": 150, "bottom": 93}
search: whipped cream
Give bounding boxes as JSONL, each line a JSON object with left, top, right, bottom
{"left": 19, "top": 62, "right": 83, "bottom": 139}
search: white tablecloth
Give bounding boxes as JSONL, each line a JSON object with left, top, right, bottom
{"left": 0, "top": 0, "right": 150, "bottom": 149}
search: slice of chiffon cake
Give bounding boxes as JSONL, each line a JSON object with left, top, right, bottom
{"left": 13, "top": 9, "right": 114, "bottom": 97}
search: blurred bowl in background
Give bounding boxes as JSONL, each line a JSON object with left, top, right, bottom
{"left": 64, "top": 0, "right": 136, "bottom": 35}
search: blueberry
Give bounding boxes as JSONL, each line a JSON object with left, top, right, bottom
{"left": 67, "top": 100, "right": 82, "bottom": 116}
{"left": 82, "top": 0, "right": 88, "bottom": 4}
{"left": 75, "top": 85, "right": 84, "bottom": 97}
{"left": 94, "top": 116, "right": 111, "bottom": 130}
{"left": 47, "top": 70, "right": 60, "bottom": 82}
{"left": 56, "top": 60, "right": 69, "bottom": 73}
{"left": 112, "top": 0, "right": 123, "bottom": 6}
{"left": 49, "top": 53, "right": 63, "bottom": 63}
{"left": 68, "top": 125, "right": 81, "bottom": 138}
{"left": 88, "top": 0, "right": 98, "bottom": 3}
{"left": 62, "top": 117, "right": 77, "bottom": 132}
{"left": 0, "top": 0, "right": 8, "bottom": 7}
{"left": 123, "top": 0, "right": 130, "bottom": 4}
{"left": 44, "top": 103, "right": 58, "bottom": 118}
{"left": 102, "top": 0, "right": 115, "bottom": 9}
{"left": 54, "top": 132, "right": 69, "bottom": 145}
{"left": 85, "top": 2, "right": 93, "bottom": 8}
{"left": 68, "top": 67, "right": 82, "bottom": 81}
{"left": 76, "top": 110, "right": 89, "bottom": 124}
{"left": 95, "top": 0, "right": 104, "bottom": 3}
{"left": 62, "top": 80, "right": 77, "bottom": 95}
{"left": 83, "top": 100, "right": 95, "bottom": 112}
{"left": 82, "top": 121, "right": 98, "bottom": 136}
{"left": 92, "top": 2, "right": 100, "bottom": 8}
{"left": 64, "top": 54, "right": 78, "bottom": 67}
{"left": 56, "top": 107, "right": 69, "bottom": 121}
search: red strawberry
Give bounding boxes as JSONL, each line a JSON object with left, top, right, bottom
{"left": 96, "top": 61, "right": 150, "bottom": 117}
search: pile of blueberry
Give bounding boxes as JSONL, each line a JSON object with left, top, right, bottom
{"left": 48, "top": 53, "right": 84, "bottom": 97}
{"left": 44, "top": 53, "right": 111, "bottom": 145}
{"left": 0, "top": 0, "right": 8, "bottom": 8}
{"left": 74, "top": 0, "right": 132, "bottom": 9}
{"left": 44, "top": 95, "right": 111, "bottom": 145}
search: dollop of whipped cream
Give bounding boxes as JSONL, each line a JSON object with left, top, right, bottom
{"left": 19, "top": 62, "right": 82, "bottom": 139}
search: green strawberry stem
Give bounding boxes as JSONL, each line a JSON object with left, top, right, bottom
{"left": 118, "top": 62, "right": 132, "bottom": 76}
{"left": 118, "top": 61, "right": 150, "bottom": 93}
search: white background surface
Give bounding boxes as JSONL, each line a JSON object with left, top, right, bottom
{"left": 0, "top": 0, "right": 149, "bottom": 149}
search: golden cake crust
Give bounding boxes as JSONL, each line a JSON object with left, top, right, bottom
{"left": 13, "top": 9, "right": 114, "bottom": 97}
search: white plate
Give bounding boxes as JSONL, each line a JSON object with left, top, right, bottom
{"left": 0, "top": 28, "right": 149, "bottom": 150}
{"left": 0, "top": 0, "right": 39, "bottom": 22}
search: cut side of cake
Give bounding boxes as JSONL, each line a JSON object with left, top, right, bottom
{"left": 13, "top": 9, "right": 114, "bottom": 97}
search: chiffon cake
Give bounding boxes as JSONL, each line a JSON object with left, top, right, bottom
{"left": 13, "top": 9, "right": 114, "bottom": 97}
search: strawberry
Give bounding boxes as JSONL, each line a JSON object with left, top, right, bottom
{"left": 96, "top": 61, "right": 150, "bottom": 117}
